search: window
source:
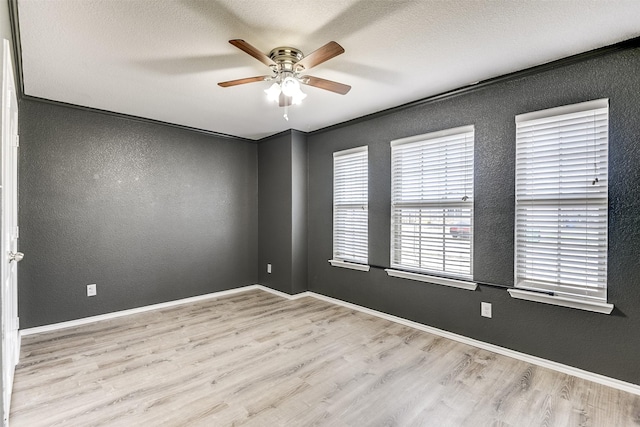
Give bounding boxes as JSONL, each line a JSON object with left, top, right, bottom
{"left": 513, "top": 99, "right": 611, "bottom": 312}
{"left": 330, "top": 146, "right": 369, "bottom": 270}
{"left": 389, "top": 126, "right": 474, "bottom": 283}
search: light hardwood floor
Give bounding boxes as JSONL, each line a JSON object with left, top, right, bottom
{"left": 10, "top": 289, "right": 640, "bottom": 426}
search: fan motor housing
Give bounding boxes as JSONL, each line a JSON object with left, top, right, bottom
{"left": 269, "top": 47, "right": 304, "bottom": 72}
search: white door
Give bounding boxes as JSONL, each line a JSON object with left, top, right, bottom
{"left": 1, "top": 38, "right": 20, "bottom": 425}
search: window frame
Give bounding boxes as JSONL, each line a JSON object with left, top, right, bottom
{"left": 512, "top": 99, "right": 613, "bottom": 314}
{"left": 329, "top": 145, "right": 369, "bottom": 271}
{"left": 388, "top": 125, "right": 475, "bottom": 288}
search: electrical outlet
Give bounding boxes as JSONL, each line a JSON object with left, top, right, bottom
{"left": 267, "top": 263, "right": 272, "bottom": 274}
{"left": 87, "top": 284, "right": 97, "bottom": 297}
{"left": 481, "top": 302, "right": 492, "bottom": 318}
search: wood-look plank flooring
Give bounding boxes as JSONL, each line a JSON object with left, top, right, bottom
{"left": 10, "top": 289, "right": 640, "bottom": 426}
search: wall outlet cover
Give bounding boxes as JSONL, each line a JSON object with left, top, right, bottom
{"left": 481, "top": 302, "right": 492, "bottom": 318}
{"left": 267, "top": 263, "right": 272, "bottom": 274}
{"left": 87, "top": 284, "right": 97, "bottom": 297}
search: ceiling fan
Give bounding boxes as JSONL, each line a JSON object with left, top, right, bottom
{"left": 218, "top": 39, "right": 351, "bottom": 112}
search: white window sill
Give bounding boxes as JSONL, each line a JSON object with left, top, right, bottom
{"left": 328, "top": 259, "right": 370, "bottom": 272}
{"left": 507, "top": 289, "right": 614, "bottom": 314}
{"left": 385, "top": 269, "right": 477, "bottom": 291}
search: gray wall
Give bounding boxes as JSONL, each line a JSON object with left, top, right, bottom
{"left": 257, "top": 130, "right": 308, "bottom": 294}
{"left": 19, "top": 99, "right": 258, "bottom": 328}
{"left": 290, "top": 131, "right": 308, "bottom": 294}
{"left": 307, "top": 47, "right": 640, "bottom": 385}
{"left": 258, "top": 132, "right": 293, "bottom": 293}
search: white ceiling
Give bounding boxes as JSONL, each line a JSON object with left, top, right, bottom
{"left": 17, "top": 0, "right": 640, "bottom": 140}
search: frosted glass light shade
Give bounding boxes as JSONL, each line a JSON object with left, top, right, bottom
{"left": 281, "top": 76, "right": 300, "bottom": 97}
{"left": 292, "top": 91, "right": 307, "bottom": 105}
{"left": 264, "top": 83, "right": 281, "bottom": 102}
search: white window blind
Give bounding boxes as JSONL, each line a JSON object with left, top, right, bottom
{"left": 333, "top": 146, "right": 368, "bottom": 264}
{"left": 390, "top": 126, "right": 474, "bottom": 279}
{"left": 515, "top": 99, "right": 608, "bottom": 302}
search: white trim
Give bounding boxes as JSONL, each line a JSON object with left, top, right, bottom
{"left": 19, "top": 284, "right": 638, "bottom": 396}
{"left": 385, "top": 269, "right": 477, "bottom": 291}
{"left": 252, "top": 285, "right": 311, "bottom": 300}
{"left": 20, "top": 285, "right": 265, "bottom": 336}
{"left": 328, "top": 259, "right": 371, "bottom": 272}
{"left": 515, "top": 98, "right": 608, "bottom": 123}
{"left": 390, "top": 124, "right": 475, "bottom": 147}
{"left": 333, "top": 145, "right": 367, "bottom": 157}
{"left": 507, "top": 289, "right": 614, "bottom": 314}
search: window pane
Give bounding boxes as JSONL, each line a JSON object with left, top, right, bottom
{"left": 391, "top": 126, "right": 474, "bottom": 279}
{"left": 515, "top": 99, "right": 608, "bottom": 301}
{"left": 333, "top": 146, "right": 368, "bottom": 264}
{"left": 392, "top": 206, "right": 472, "bottom": 276}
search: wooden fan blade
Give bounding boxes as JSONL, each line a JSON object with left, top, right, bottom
{"left": 295, "top": 41, "right": 344, "bottom": 71}
{"left": 302, "top": 76, "right": 351, "bottom": 95}
{"left": 279, "top": 92, "right": 292, "bottom": 107}
{"left": 229, "top": 39, "right": 276, "bottom": 67}
{"left": 218, "top": 75, "right": 270, "bottom": 87}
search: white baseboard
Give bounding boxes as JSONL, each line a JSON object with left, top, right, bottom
{"left": 252, "top": 285, "right": 311, "bottom": 300}
{"left": 253, "top": 286, "right": 640, "bottom": 397}
{"left": 306, "top": 291, "right": 640, "bottom": 396}
{"left": 20, "top": 284, "right": 640, "bottom": 396}
{"left": 20, "top": 285, "right": 264, "bottom": 336}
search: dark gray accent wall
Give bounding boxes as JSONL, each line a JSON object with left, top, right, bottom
{"left": 290, "top": 131, "right": 308, "bottom": 294}
{"left": 258, "top": 130, "right": 308, "bottom": 294}
{"left": 307, "top": 47, "right": 640, "bottom": 385}
{"left": 18, "top": 99, "right": 258, "bottom": 328}
{"left": 258, "top": 132, "right": 293, "bottom": 293}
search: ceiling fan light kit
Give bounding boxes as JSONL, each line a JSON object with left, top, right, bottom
{"left": 219, "top": 39, "right": 351, "bottom": 120}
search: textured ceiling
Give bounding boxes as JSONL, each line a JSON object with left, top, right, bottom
{"left": 16, "top": 0, "right": 640, "bottom": 140}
